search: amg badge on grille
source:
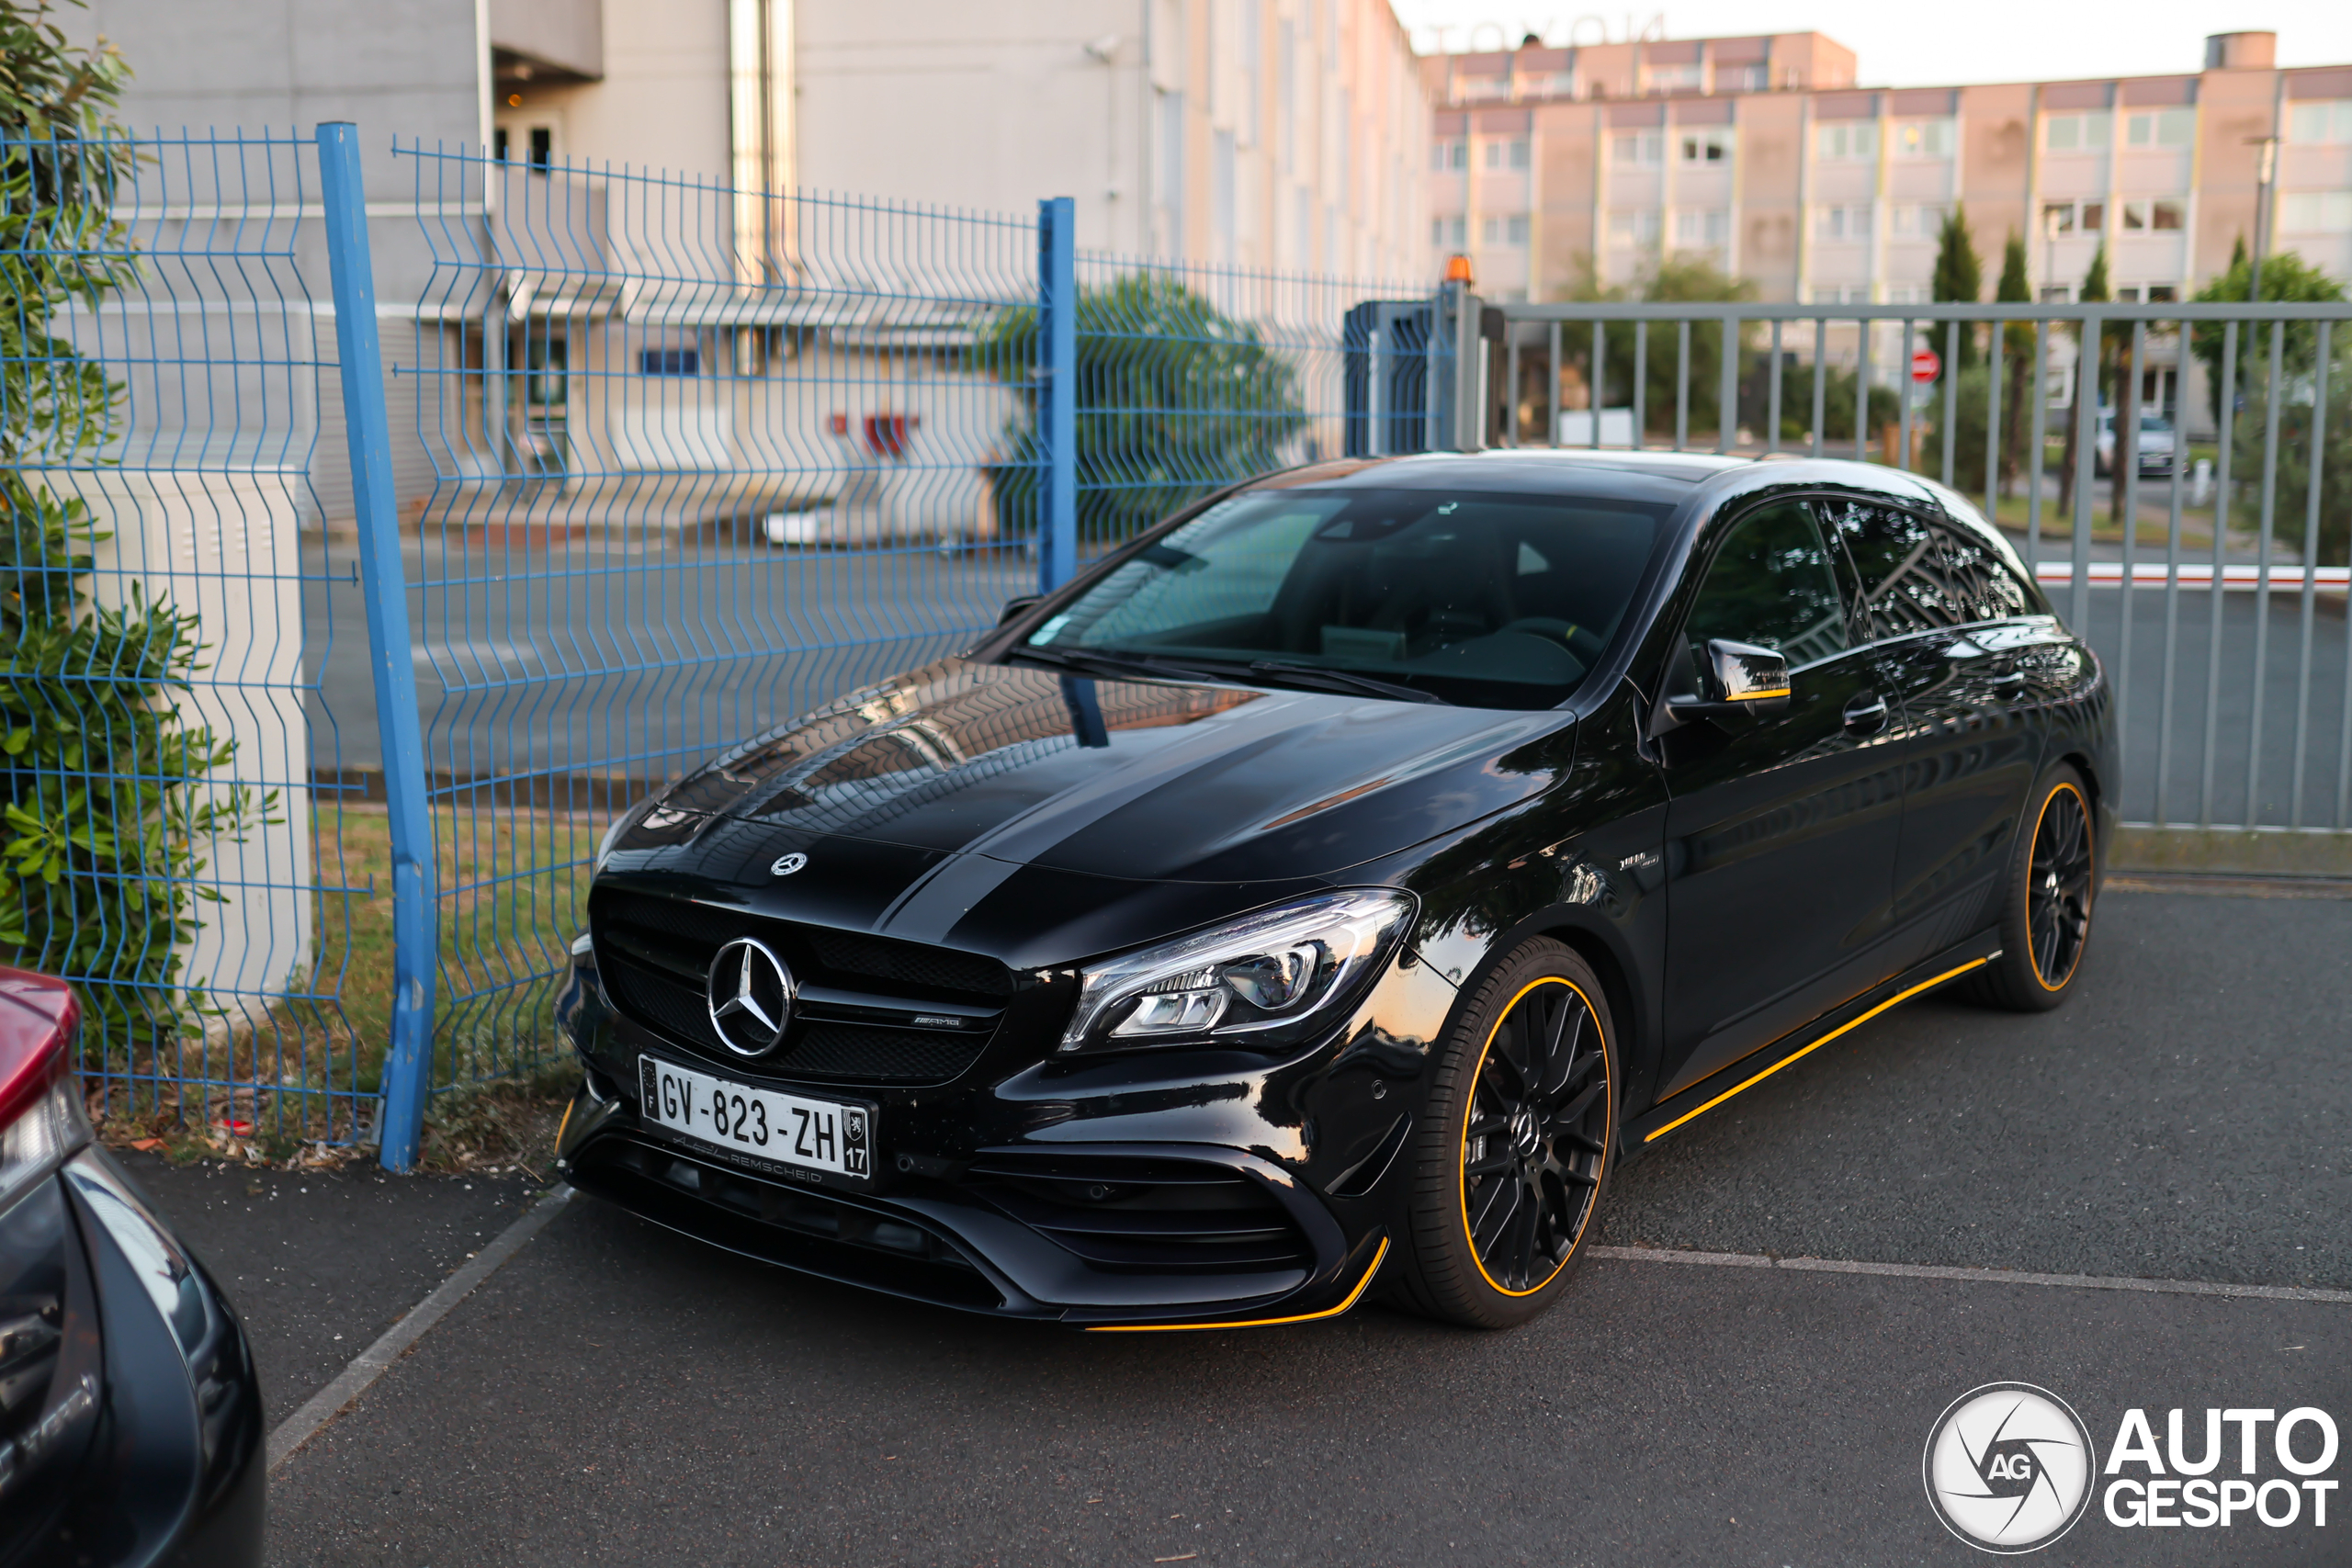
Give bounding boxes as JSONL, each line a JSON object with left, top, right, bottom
{"left": 706, "top": 936, "right": 797, "bottom": 1055}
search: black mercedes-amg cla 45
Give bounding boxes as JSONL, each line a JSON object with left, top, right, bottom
{"left": 553, "top": 450, "right": 2112, "bottom": 1330}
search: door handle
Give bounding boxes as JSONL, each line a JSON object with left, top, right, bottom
{"left": 1842, "top": 693, "right": 1889, "bottom": 734}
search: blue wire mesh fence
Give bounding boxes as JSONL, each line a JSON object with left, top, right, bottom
{"left": 390, "top": 145, "right": 1049, "bottom": 1097}
{"left": 2, "top": 129, "right": 371, "bottom": 1145}
{"left": 380, "top": 145, "right": 1429, "bottom": 1111}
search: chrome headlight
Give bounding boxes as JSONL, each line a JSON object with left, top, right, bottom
{"left": 1059, "top": 888, "right": 1416, "bottom": 1055}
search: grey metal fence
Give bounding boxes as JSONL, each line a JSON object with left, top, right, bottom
{"left": 1492, "top": 299, "right": 2352, "bottom": 838}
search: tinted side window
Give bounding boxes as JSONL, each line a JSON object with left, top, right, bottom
{"left": 1684, "top": 501, "right": 1850, "bottom": 665}
{"left": 1821, "top": 500, "right": 1968, "bottom": 637}
{"left": 1933, "top": 518, "right": 2041, "bottom": 622}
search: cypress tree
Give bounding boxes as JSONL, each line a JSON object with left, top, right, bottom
{"left": 1995, "top": 231, "right": 2032, "bottom": 496}
{"left": 1930, "top": 208, "right": 1984, "bottom": 369}
{"left": 2059, "top": 243, "right": 2110, "bottom": 513}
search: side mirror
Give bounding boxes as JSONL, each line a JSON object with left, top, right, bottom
{"left": 1666, "top": 638, "right": 1791, "bottom": 726}
{"left": 999, "top": 594, "right": 1044, "bottom": 626}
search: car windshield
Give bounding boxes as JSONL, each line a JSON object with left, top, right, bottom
{"left": 1014, "top": 487, "right": 1670, "bottom": 708}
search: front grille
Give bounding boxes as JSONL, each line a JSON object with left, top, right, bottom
{"left": 967, "top": 1150, "right": 1313, "bottom": 1274}
{"left": 591, "top": 887, "right": 1010, "bottom": 1085}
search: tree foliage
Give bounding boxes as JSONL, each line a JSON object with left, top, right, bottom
{"left": 979, "top": 274, "right": 1307, "bottom": 546}
{"left": 0, "top": 2, "right": 269, "bottom": 1047}
{"left": 1558, "top": 254, "right": 1757, "bottom": 438}
{"left": 1931, "top": 208, "right": 1984, "bottom": 371}
{"left": 2188, "top": 247, "right": 2346, "bottom": 420}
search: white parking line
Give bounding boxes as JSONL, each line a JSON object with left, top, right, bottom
{"left": 266, "top": 1185, "right": 573, "bottom": 1472}
{"left": 1589, "top": 1246, "right": 2352, "bottom": 1305}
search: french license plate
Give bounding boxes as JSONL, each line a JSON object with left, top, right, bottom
{"left": 638, "top": 1057, "right": 873, "bottom": 1179}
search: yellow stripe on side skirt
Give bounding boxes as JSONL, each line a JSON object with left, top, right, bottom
{"left": 1642, "top": 957, "right": 1991, "bottom": 1143}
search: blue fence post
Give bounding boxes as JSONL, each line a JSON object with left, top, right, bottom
{"left": 1037, "top": 196, "right": 1078, "bottom": 591}
{"left": 318, "top": 123, "right": 437, "bottom": 1172}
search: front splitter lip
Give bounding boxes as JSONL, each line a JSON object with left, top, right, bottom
{"left": 555, "top": 1089, "right": 1386, "bottom": 1330}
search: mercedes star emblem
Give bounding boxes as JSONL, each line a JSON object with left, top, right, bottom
{"left": 706, "top": 936, "right": 796, "bottom": 1056}
{"left": 771, "top": 852, "right": 808, "bottom": 877}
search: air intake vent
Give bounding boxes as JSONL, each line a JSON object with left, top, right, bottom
{"left": 966, "top": 1151, "right": 1313, "bottom": 1274}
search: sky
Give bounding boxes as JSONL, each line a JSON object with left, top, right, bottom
{"left": 1386, "top": 0, "right": 2352, "bottom": 85}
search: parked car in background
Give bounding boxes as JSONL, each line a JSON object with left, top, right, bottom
{"left": 2095, "top": 409, "right": 2179, "bottom": 477}
{"left": 0, "top": 969, "right": 265, "bottom": 1566}
{"left": 556, "top": 451, "right": 2113, "bottom": 1332}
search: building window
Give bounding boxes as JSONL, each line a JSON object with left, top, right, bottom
{"left": 1606, "top": 209, "right": 1661, "bottom": 247}
{"left": 1482, "top": 213, "right": 1532, "bottom": 246}
{"left": 1815, "top": 122, "right": 1876, "bottom": 162}
{"left": 1460, "top": 73, "right": 1509, "bottom": 101}
{"left": 2126, "top": 108, "right": 2197, "bottom": 147}
{"left": 1485, "top": 137, "right": 1531, "bottom": 170}
{"left": 1643, "top": 62, "right": 1702, "bottom": 95}
{"left": 1611, "top": 130, "right": 1664, "bottom": 165}
{"left": 2146, "top": 285, "right": 2178, "bottom": 303}
{"left": 640, "top": 348, "right": 699, "bottom": 377}
{"left": 2120, "top": 198, "right": 2186, "bottom": 231}
{"left": 1892, "top": 119, "right": 1954, "bottom": 158}
{"left": 1432, "top": 138, "right": 1467, "bottom": 171}
{"left": 2281, "top": 191, "right": 2352, "bottom": 233}
{"left": 1889, "top": 203, "right": 1950, "bottom": 238}
{"left": 1679, "top": 130, "right": 1729, "bottom": 164}
{"left": 2287, "top": 100, "right": 2352, "bottom": 143}
{"left": 1720, "top": 63, "right": 1767, "bottom": 93}
{"left": 2045, "top": 111, "right": 2112, "bottom": 152}
{"left": 2041, "top": 199, "right": 2106, "bottom": 235}
{"left": 1673, "top": 209, "right": 1729, "bottom": 248}
{"left": 1814, "top": 203, "right": 1873, "bottom": 242}
{"left": 1884, "top": 285, "right": 1927, "bottom": 304}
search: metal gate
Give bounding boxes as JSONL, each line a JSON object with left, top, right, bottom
{"left": 1487, "top": 299, "right": 2352, "bottom": 847}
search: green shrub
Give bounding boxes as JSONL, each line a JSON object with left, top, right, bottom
{"left": 0, "top": 5, "right": 271, "bottom": 1055}
{"left": 980, "top": 275, "right": 1307, "bottom": 547}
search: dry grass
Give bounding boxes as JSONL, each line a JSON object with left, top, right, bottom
{"left": 98, "top": 801, "right": 596, "bottom": 1172}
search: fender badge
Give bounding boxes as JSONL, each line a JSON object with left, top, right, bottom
{"left": 771, "top": 852, "right": 809, "bottom": 877}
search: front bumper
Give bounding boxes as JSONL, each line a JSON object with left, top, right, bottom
{"left": 553, "top": 939, "right": 1449, "bottom": 1329}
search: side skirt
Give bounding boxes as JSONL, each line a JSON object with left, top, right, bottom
{"left": 1626, "top": 931, "right": 2003, "bottom": 1147}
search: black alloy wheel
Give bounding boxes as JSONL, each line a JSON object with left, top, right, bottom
{"left": 1392, "top": 938, "right": 1617, "bottom": 1328}
{"left": 1966, "top": 762, "right": 2098, "bottom": 1012}
{"left": 2026, "top": 781, "right": 2094, "bottom": 989}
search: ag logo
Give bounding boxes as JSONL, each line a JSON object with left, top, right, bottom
{"left": 771, "top": 852, "right": 808, "bottom": 877}
{"left": 1924, "top": 1382, "right": 2095, "bottom": 1553}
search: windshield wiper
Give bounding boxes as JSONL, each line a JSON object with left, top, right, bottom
{"left": 1244, "top": 660, "right": 1449, "bottom": 705}
{"left": 1011, "top": 644, "right": 1448, "bottom": 705}
{"left": 1006, "top": 644, "right": 1228, "bottom": 683}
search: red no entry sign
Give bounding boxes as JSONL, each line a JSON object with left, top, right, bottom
{"left": 1911, "top": 347, "right": 1942, "bottom": 383}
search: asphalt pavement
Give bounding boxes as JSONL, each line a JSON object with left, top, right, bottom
{"left": 138, "top": 886, "right": 2351, "bottom": 1564}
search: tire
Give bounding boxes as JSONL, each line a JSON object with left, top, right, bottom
{"left": 1386, "top": 938, "right": 1617, "bottom": 1329}
{"left": 1962, "top": 762, "right": 2098, "bottom": 1012}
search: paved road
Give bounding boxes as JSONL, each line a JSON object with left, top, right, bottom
{"left": 219, "top": 888, "right": 2352, "bottom": 1563}
{"left": 304, "top": 536, "right": 1035, "bottom": 785}
{"left": 298, "top": 532, "right": 2351, "bottom": 829}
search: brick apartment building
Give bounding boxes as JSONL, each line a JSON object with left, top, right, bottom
{"left": 1422, "top": 28, "right": 2352, "bottom": 308}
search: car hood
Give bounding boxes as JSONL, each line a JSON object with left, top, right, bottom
{"left": 620, "top": 658, "right": 1573, "bottom": 890}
